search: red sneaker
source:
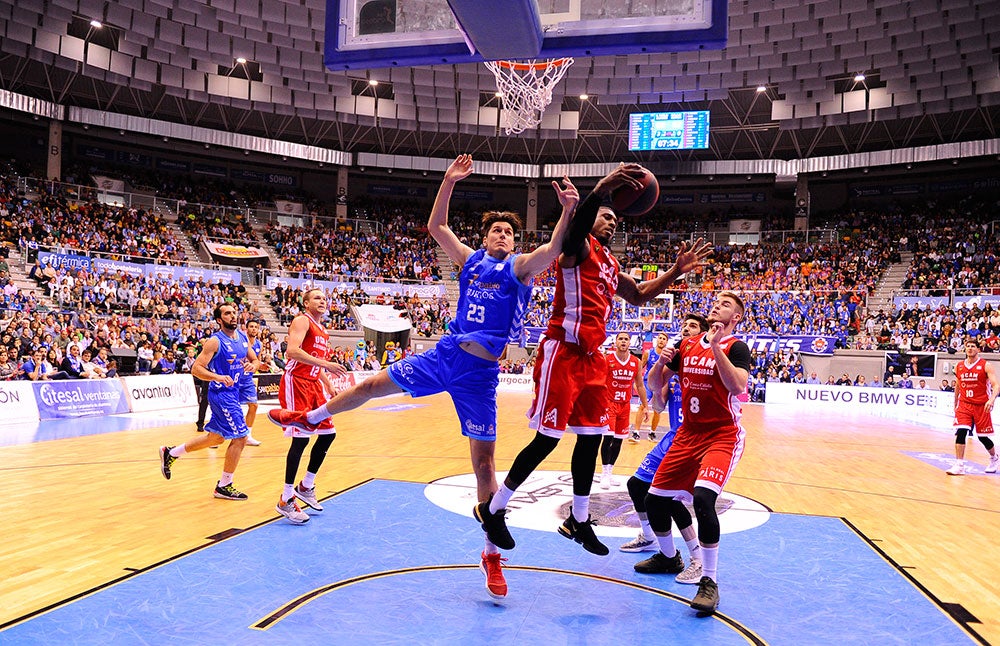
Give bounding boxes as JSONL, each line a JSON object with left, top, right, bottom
{"left": 480, "top": 551, "right": 508, "bottom": 599}
{"left": 266, "top": 408, "right": 317, "bottom": 433}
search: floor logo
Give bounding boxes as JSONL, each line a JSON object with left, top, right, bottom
{"left": 425, "top": 470, "right": 770, "bottom": 537}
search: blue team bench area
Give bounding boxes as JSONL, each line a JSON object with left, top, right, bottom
{"left": 0, "top": 478, "right": 975, "bottom": 645}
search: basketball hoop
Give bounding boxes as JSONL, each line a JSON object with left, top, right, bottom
{"left": 640, "top": 312, "right": 655, "bottom": 332}
{"left": 485, "top": 57, "right": 574, "bottom": 135}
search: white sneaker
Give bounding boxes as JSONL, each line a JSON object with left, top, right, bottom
{"left": 276, "top": 497, "right": 310, "bottom": 524}
{"left": 608, "top": 474, "right": 620, "bottom": 487}
{"left": 599, "top": 472, "right": 611, "bottom": 490}
{"left": 619, "top": 533, "right": 658, "bottom": 552}
{"left": 946, "top": 462, "right": 965, "bottom": 476}
{"left": 294, "top": 482, "right": 324, "bottom": 511}
{"left": 246, "top": 435, "right": 262, "bottom": 446}
{"left": 986, "top": 455, "right": 999, "bottom": 474}
{"left": 676, "top": 558, "right": 703, "bottom": 584}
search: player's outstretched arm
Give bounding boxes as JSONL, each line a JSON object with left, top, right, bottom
{"left": 514, "top": 176, "right": 579, "bottom": 282}
{"left": 428, "top": 154, "right": 476, "bottom": 267}
{"left": 647, "top": 347, "right": 677, "bottom": 412}
{"left": 616, "top": 238, "right": 712, "bottom": 305}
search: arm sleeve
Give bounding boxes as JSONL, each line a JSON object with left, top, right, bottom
{"left": 727, "top": 341, "right": 752, "bottom": 371}
{"left": 561, "top": 191, "right": 603, "bottom": 256}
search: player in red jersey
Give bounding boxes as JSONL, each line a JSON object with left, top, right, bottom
{"left": 633, "top": 291, "right": 750, "bottom": 615}
{"left": 946, "top": 338, "right": 999, "bottom": 475}
{"left": 600, "top": 331, "right": 645, "bottom": 489}
{"left": 480, "top": 164, "right": 711, "bottom": 557}
{"left": 274, "top": 288, "right": 348, "bottom": 523}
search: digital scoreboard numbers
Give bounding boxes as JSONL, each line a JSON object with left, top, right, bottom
{"left": 628, "top": 111, "right": 710, "bottom": 151}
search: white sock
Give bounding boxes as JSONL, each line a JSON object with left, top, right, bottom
{"left": 702, "top": 545, "right": 719, "bottom": 582}
{"left": 169, "top": 445, "right": 187, "bottom": 458}
{"left": 637, "top": 512, "right": 655, "bottom": 540}
{"left": 483, "top": 538, "right": 499, "bottom": 555}
{"left": 218, "top": 471, "right": 234, "bottom": 487}
{"left": 490, "top": 485, "right": 514, "bottom": 514}
{"left": 306, "top": 405, "right": 332, "bottom": 425}
{"left": 680, "top": 525, "right": 701, "bottom": 561}
{"left": 654, "top": 533, "right": 677, "bottom": 558}
{"left": 282, "top": 483, "right": 295, "bottom": 503}
{"left": 301, "top": 471, "right": 317, "bottom": 489}
{"left": 602, "top": 464, "right": 612, "bottom": 476}
{"left": 572, "top": 495, "right": 589, "bottom": 522}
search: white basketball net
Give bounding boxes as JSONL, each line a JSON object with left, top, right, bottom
{"left": 485, "top": 57, "right": 574, "bottom": 135}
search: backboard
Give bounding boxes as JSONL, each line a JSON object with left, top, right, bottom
{"left": 325, "top": 0, "right": 728, "bottom": 70}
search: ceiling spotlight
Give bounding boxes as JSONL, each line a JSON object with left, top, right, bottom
{"left": 235, "top": 57, "right": 247, "bottom": 64}
{"left": 204, "top": 143, "right": 210, "bottom": 149}
{"left": 282, "top": 156, "right": 288, "bottom": 161}
{"left": 821, "top": 171, "right": 828, "bottom": 177}
{"left": 319, "top": 162, "right": 324, "bottom": 167}
{"left": 670, "top": 175, "right": 677, "bottom": 182}
{"left": 853, "top": 73, "right": 866, "bottom": 82}
{"left": 756, "top": 85, "right": 767, "bottom": 93}
{"left": 494, "top": 91, "right": 503, "bottom": 98}
{"left": 862, "top": 167, "right": 869, "bottom": 173}
{"left": 90, "top": 19, "right": 102, "bottom": 28}
{"left": 33, "top": 115, "right": 39, "bottom": 121}
{"left": 579, "top": 93, "right": 589, "bottom": 100}
{"left": 905, "top": 163, "right": 912, "bottom": 170}
{"left": 952, "top": 159, "right": 958, "bottom": 165}
{"left": 119, "top": 129, "right": 124, "bottom": 135}
{"left": 746, "top": 175, "right": 752, "bottom": 180}
{"left": 244, "top": 150, "right": 250, "bottom": 155}
{"left": 368, "top": 79, "right": 379, "bottom": 86}
{"left": 708, "top": 175, "right": 714, "bottom": 181}
{"left": 422, "top": 171, "right": 428, "bottom": 176}
{"left": 82, "top": 124, "right": 89, "bottom": 130}
{"left": 162, "top": 136, "right": 168, "bottom": 142}
{"left": 491, "top": 176, "right": 496, "bottom": 181}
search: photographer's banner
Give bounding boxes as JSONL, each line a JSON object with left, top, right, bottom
{"left": 122, "top": 374, "right": 198, "bottom": 412}
{"left": 34, "top": 380, "right": 130, "bottom": 420}
{"left": 0, "top": 382, "right": 39, "bottom": 423}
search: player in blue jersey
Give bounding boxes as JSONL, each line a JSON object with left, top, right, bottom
{"left": 238, "top": 319, "right": 263, "bottom": 446}
{"left": 159, "top": 303, "right": 260, "bottom": 500}
{"left": 633, "top": 332, "right": 670, "bottom": 442}
{"left": 267, "top": 154, "right": 579, "bottom": 599}
{"left": 619, "top": 313, "right": 708, "bottom": 585}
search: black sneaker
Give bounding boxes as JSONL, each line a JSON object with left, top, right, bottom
{"left": 214, "top": 482, "right": 248, "bottom": 500}
{"left": 473, "top": 495, "right": 515, "bottom": 550}
{"left": 634, "top": 550, "right": 685, "bottom": 574}
{"left": 557, "top": 508, "right": 609, "bottom": 556}
{"left": 690, "top": 576, "right": 720, "bottom": 613}
{"left": 158, "top": 446, "right": 176, "bottom": 480}
{"left": 648, "top": 431, "right": 657, "bottom": 441}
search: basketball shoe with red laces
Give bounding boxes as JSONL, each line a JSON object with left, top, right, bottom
{"left": 480, "top": 551, "right": 508, "bottom": 599}
{"left": 267, "top": 408, "right": 317, "bottom": 433}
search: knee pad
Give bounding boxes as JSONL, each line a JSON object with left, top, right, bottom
{"left": 692, "top": 488, "right": 717, "bottom": 519}
{"left": 980, "top": 436, "right": 995, "bottom": 451}
{"left": 955, "top": 428, "right": 969, "bottom": 445}
{"left": 626, "top": 477, "right": 650, "bottom": 511}
{"left": 644, "top": 493, "right": 673, "bottom": 533}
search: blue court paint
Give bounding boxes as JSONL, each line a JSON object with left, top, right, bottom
{"left": 903, "top": 450, "right": 995, "bottom": 475}
{"left": 366, "top": 403, "right": 428, "bottom": 412}
{"left": 0, "top": 414, "right": 187, "bottom": 447}
{"left": 0, "top": 480, "right": 974, "bottom": 645}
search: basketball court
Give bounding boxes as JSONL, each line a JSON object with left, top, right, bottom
{"left": 0, "top": 393, "right": 996, "bottom": 644}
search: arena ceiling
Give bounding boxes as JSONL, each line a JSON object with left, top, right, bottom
{"left": 0, "top": 0, "right": 998, "bottom": 166}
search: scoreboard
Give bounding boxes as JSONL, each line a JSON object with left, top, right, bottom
{"left": 628, "top": 111, "right": 710, "bottom": 151}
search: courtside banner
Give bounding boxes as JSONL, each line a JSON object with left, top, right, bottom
{"left": 764, "top": 382, "right": 1000, "bottom": 426}
{"left": 122, "top": 374, "right": 198, "bottom": 412}
{"left": 203, "top": 241, "right": 270, "bottom": 264}
{"left": 256, "top": 373, "right": 281, "bottom": 401}
{"left": 0, "top": 381, "right": 39, "bottom": 423}
{"left": 33, "top": 380, "right": 130, "bottom": 420}
{"left": 498, "top": 373, "right": 533, "bottom": 392}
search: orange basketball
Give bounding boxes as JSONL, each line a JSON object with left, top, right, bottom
{"left": 611, "top": 167, "right": 660, "bottom": 216}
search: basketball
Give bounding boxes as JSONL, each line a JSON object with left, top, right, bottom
{"left": 611, "top": 167, "right": 660, "bottom": 216}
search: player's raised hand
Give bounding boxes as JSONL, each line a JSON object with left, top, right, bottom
{"left": 706, "top": 321, "right": 725, "bottom": 346}
{"left": 444, "top": 154, "right": 474, "bottom": 183}
{"left": 595, "top": 163, "right": 645, "bottom": 196}
{"left": 673, "top": 238, "right": 713, "bottom": 275}
{"left": 552, "top": 176, "right": 579, "bottom": 211}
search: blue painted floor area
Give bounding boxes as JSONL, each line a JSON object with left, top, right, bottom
{"left": 0, "top": 412, "right": 191, "bottom": 447}
{"left": 1, "top": 480, "right": 971, "bottom": 645}
{"left": 903, "top": 450, "right": 998, "bottom": 476}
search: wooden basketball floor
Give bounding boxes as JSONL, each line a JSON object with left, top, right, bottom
{"left": 0, "top": 392, "right": 996, "bottom": 644}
